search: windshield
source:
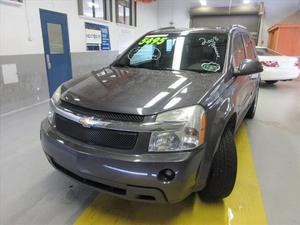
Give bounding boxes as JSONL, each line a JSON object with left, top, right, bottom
{"left": 114, "top": 32, "right": 228, "bottom": 73}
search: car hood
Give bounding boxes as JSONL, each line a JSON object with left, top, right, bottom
{"left": 61, "top": 67, "right": 221, "bottom": 115}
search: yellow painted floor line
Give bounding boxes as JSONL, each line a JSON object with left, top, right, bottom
{"left": 74, "top": 124, "right": 268, "bottom": 225}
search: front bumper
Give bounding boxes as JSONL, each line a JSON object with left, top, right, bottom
{"left": 40, "top": 119, "right": 205, "bottom": 203}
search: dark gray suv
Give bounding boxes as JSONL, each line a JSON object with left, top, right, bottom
{"left": 40, "top": 25, "right": 262, "bottom": 203}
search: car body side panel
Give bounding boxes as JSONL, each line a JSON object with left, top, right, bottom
{"left": 196, "top": 75, "right": 236, "bottom": 189}
{"left": 195, "top": 68, "right": 259, "bottom": 190}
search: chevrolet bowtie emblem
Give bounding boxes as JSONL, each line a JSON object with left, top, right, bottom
{"left": 79, "top": 117, "right": 93, "bottom": 128}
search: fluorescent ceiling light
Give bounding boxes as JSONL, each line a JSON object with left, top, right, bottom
{"left": 243, "top": 0, "right": 251, "bottom": 4}
{"left": 200, "top": 0, "right": 207, "bottom": 6}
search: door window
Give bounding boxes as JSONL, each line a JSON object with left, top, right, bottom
{"left": 78, "top": 0, "right": 112, "bottom": 21}
{"left": 243, "top": 34, "right": 256, "bottom": 59}
{"left": 232, "top": 33, "right": 246, "bottom": 69}
{"left": 47, "top": 23, "right": 64, "bottom": 54}
{"left": 117, "top": 0, "right": 130, "bottom": 25}
{"left": 116, "top": 0, "right": 137, "bottom": 26}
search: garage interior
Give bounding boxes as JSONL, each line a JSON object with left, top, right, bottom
{"left": 0, "top": 0, "right": 300, "bottom": 225}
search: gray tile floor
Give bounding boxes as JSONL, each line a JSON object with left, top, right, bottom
{"left": 0, "top": 81, "right": 300, "bottom": 225}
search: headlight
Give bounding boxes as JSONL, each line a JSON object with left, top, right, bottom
{"left": 148, "top": 105, "right": 206, "bottom": 152}
{"left": 51, "top": 85, "right": 62, "bottom": 104}
{"left": 48, "top": 85, "right": 62, "bottom": 124}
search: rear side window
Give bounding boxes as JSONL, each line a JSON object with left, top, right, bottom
{"left": 232, "top": 33, "right": 246, "bottom": 68}
{"left": 243, "top": 34, "right": 256, "bottom": 59}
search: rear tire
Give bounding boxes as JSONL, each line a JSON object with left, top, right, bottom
{"left": 200, "top": 129, "right": 237, "bottom": 200}
{"left": 265, "top": 80, "right": 278, "bottom": 85}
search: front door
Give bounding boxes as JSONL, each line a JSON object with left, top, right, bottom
{"left": 40, "top": 9, "right": 72, "bottom": 97}
{"left": 231, "top": 32, "right": 251, "bottom": 119}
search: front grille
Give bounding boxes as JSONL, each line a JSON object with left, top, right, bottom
{"left": 60, "top": 101, "right": 145, "bottom": 122}
{"left": 55, "top": 114, "right": 138, "bottom": 149}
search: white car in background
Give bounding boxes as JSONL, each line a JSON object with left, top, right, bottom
{"left": 256, "top": 47, "right": 300, "bottom": 85}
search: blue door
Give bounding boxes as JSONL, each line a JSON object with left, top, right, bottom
{"left": 40, "top": 9, "right": 72, "bottom": 97}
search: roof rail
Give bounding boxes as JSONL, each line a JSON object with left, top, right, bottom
{"left": 158, "top": 26, "right": 176, "bottom": 30}
{"left": 231, "top": 24, "right": 247, "bottom": 29}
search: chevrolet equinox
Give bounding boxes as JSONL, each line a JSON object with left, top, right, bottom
{"left": 40, "top": 25, "right": 263, "bottom": 203}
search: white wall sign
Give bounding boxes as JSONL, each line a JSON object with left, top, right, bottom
{"left": 86, "top": 28, "right": 102, "bottom": 44}
{"left": 1, "top": 64, "right": 19, "bottom": 84}
{"left": 85, "top": 22, "right": 111, "bottom": 51}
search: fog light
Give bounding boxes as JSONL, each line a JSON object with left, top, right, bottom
{"left": 158, "top": 169, "right": 175, "bottom": 182}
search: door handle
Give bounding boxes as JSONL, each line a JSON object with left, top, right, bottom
{"left": 46, "top": 54, "right": 51, "bottom": 70}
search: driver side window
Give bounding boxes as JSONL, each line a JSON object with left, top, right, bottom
{"left": 232, "top": 33, "right": 246, "bottom": 70}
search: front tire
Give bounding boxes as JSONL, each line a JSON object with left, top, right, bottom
{"left": 200, "top": 129, "right": 237, "bottom": 200}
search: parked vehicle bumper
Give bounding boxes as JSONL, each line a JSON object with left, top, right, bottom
{"left": 261, "top": 67, "right": 299, "bottom": 81}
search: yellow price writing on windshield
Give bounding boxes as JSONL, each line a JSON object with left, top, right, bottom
{"left": 138, "top": 37, "right": 168, "bottom": 45}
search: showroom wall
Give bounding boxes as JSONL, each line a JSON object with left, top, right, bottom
{"left": 0, "top": 0, "right": 158, "bottom": 115}
{"left": 1, "top": 0, "right": 299, "bottom": 115}
{"left": 157, "top": 0, "right": 300, "bottom": 46}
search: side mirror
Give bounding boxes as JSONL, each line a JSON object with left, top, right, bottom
{"left": 234, "top": 59, "right": 263, "bottom": 76}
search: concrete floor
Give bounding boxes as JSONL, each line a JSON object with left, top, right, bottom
{"left": 246, "top": 81, "right": 300, "bottom": 225}
{"left": 0, "top": 80, "right": 299, "bottom": 225}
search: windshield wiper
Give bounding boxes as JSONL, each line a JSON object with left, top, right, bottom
{"left": 113, "top": 63, "right": 145, "bottom": 69}
{"left": 113, "top": 63, "right": 130, "bottom": 68}
{"left": 114, "top": 64, "right": 187, "bottom": 72}
{"left": 135, "top": 67, "right": 176, "bottom": 71}
{"left": 156, "top": 67, "right": 176, "bottom": 71}
{"left": 179, "top": 68, "right": 203, "bottom": 73}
